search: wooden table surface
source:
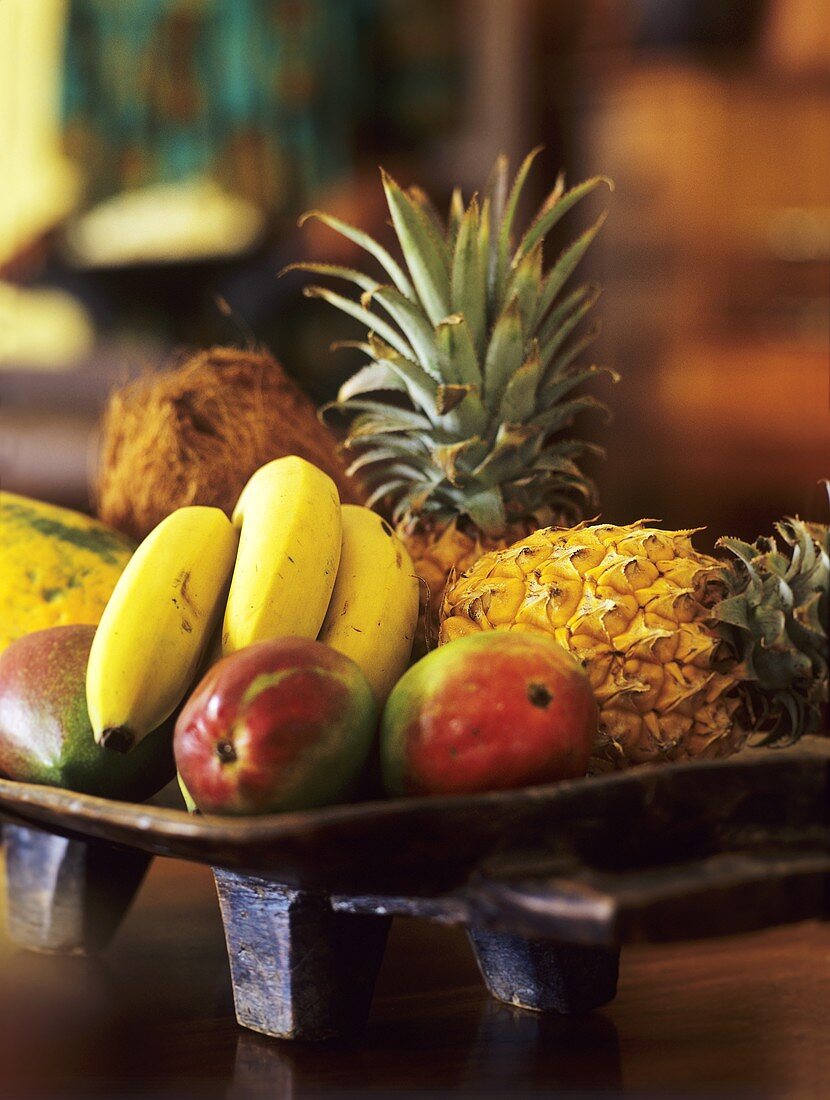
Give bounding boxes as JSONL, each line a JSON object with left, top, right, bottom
{"left": 0, "top": 853, "right": 827, "bottom": 1099}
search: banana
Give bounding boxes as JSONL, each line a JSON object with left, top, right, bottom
{"left": 86, "top": 506, "right": 238, "bottom": 752}
{"left": 318, "top": 504, "right": 419, "bottom": 705}
{"left": 178, "top": 772, "right": 198, "bottom": 813}
{"left": 222, "top": 455, "right": 342, "bottom": 655}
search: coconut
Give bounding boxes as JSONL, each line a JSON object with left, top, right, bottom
{"left": 94, "top": 346, "right": 362, "bottom": 541}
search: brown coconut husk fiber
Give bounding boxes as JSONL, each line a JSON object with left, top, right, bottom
{"left": 94, "top": 346, "right": 362, "bottom": 541}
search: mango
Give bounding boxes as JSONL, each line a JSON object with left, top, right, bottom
{"left": 380, "top": 632, "right": 598, "bottom": 796}
{"left": 0, "top": 625, "right": 174, "bottom": 799}
{"left": 174, "top": 638, "right": 377, "bottom": 814}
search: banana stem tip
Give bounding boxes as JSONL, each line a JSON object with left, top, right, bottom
{"left": 100, "top": 725, "right": 135, "bottom": 754}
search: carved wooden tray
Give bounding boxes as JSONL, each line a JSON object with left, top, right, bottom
{"left": 1, "top": 735, "right": 828, "bottom": 1040}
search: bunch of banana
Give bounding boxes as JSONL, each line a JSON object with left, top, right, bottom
{"left": 86, "top": 506, "right": 238, "bottom": 752}
{"left": 223, "top": 457, "right": 418, "bottom": 703}
{"left": 89, "top": 456, "right": 419, "bottom": 759}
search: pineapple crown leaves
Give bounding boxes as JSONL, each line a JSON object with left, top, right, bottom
{"left": 291, "top": 151, "right": 615, "bottom": 537}
{"left": 713, "top": 515, "right": 829, "bottom": 745}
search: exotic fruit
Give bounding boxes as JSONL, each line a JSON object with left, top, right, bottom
{"left": 317, "top": 503, "right": 419, "bottom": 705}
{"left": 380, "top": 632, "right": 598, "bottom": 797}
{"left": 0, "top": 626, "right": 174, "bottom": 799}
{"left": 221, "top": 456, "right": 342, "bottom": 655}
{"left": 174, "top": 638, "right": 377, "bottom": 815}
{"left": 291, "top": 150, "right": 615, "bottom": 633}
{"left": 95, "top": 346, "right": 362, "bottom": 542}
{"left": 0, "top": 491, "right": 134, "bottom": 656}
{"left": 87, "top": 505, "right": 239, "bottom": 752}
{"left": 440, "top": 517, "right": 830, "bottom": 769}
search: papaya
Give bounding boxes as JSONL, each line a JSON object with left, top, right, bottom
{"left": 0, "top": 492, "right": 134, "bottom": 655}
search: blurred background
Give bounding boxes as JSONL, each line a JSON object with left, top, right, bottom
{"left": 1, "top": 0, "right": 828, "bottom": 548}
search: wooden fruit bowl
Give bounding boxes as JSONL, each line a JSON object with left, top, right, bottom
{"left": 1, "top": 735, "right": 828, "bottom": 1041}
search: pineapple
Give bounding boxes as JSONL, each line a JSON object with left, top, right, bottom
{"left": 440, "top": 517, "right": 829, "bottom": 768}
{"left": 288, "top": 150, "right": 614, "bottom": 629}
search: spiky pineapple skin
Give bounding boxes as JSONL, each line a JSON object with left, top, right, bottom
{"left": 440, "top": 522, "right": 744, "bottom": 769}
{"left": 398, "top": 516, "right": 537, "bottom": 639}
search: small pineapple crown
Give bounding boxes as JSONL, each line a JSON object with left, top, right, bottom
{"left": 713, "top": 513, "right": 829, "bottom": 744}
{"left": 285, "top": 149, "right": 616, "bottom": 537}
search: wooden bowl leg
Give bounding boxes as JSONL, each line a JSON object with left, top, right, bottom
{"left": 468, "top": 928, "right": 620, "bottom": 1014}
{"left": 2, "top": 823, "right": 151, "bottom": 955}
{"left": 212, "top": 869, "right": 391, "bottom": 1041}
